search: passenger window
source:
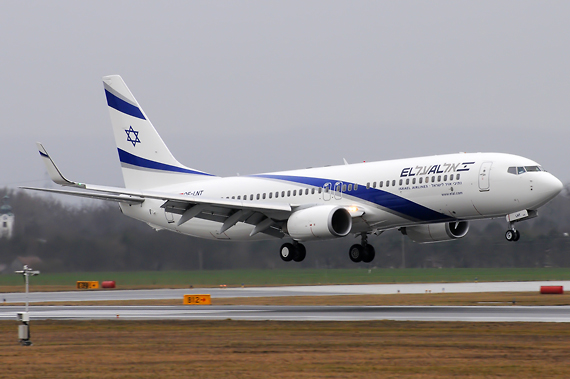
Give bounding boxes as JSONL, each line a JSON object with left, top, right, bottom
{"left": 372, "top": 182, "right": 376, "bottom": 188}
{"left": 318, "top": 188, "right": 322, "bottom": 194}
{"left": 282, "top": 191, "right": 285, "bottom": 197}
{"left": 257, "top": 194, "right": 260, "bottom": 200}
{"left": 269, "top": 193, "right": 272, "bottom": 199}
{"left": 311, "top": 188, "right": 315, "bottom": 194}
{"left": 443, "top": 175, "right": 447, "bottom": 181}
{"left": 425, "top": 177, "right": 429, "bottom": 183}
{"left": 399, "top": 179, "right": 402, "bottom": 186}
{"left": 275, "top": 192, "right": 279, "bottom": 198}
{"left": 348, "top": 184, "right": 352, "bottom": 191}
{"left": 250, "top": 194, "right": 253, "bottom": 200}
{"left": 342, "top": 184, "right": 346, "bottom": 192}
{"left": 450, "top": 174, "right": 454, "bottom": 181}
{"left": 419, "top": 177, "right": 423, "bottom": 184}
{"left": 457, "top": 174, "right": 460, "bottom": 180}
{"left": 432, "top": 176, "right": 435, "bottom": 183}
{"left": 293, "top": 190, "right": 296, "bottom": 196}
{"left": 287, "top": 190, "right": 291, "bottom": 196}
{"left": 437, "top": 176, "right": 441, "bottom": 182}
{"left": 386, "top": 180, "right": 389, "bottom": 187}
{"left": 264, "top": 193, "right": 267, "bottom": 199}
{"left": 379, "top": 181, "right": 383, "bottom": 188}
{"left": 392, "top": 180, "right": 396, "bottom": 186}
{"left": 366, "top": 182, "right": 370, "bottom": 189}
{"left": 405, "top": 179, "right": 409, "bottom": 185}
{"left": 237, "top": 195, "right": 241, "bottom": 200}
{"left": 354, "top": 184, "right": 358, "bottom": 190}
{"left": 412, "top": 178, "right": 416, "bottom": 185}
{"left": 305, "top": 188, "right": 309, "bottom": 195}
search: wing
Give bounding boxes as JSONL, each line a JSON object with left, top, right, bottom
{"left": 24, "top": 143, "right": 291, "bottom": 238}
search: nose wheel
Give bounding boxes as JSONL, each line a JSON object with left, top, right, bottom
{"left": 505, "top": 229, "right": 520, "bottom": 242}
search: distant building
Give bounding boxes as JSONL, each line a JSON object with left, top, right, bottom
{"left": 0, "top": 196, "right": 14, "bottom": 239}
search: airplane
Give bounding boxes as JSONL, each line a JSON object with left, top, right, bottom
{"left": 23, "top": 75, "right": 564, "bottom": 263}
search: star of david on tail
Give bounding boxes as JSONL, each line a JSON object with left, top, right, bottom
{"left": 125, "top": 126, "right": 140, "bottom": 147}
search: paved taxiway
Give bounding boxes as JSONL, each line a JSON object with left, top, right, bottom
{"left": 3, "top": 281, "right": 569, "bottom": 304}
{"left": 1, "top": 305, "right": 570, "bottom": 322}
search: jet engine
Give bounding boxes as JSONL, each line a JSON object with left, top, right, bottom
{"left": 401, "top": 221, "right": 469, "bottom": 243}
{"left": 285, "top": 205, "right": 352, "bottom": 241}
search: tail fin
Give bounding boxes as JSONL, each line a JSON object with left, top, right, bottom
{"left": 103, "top": 75, "right": 216, "bottom": 189}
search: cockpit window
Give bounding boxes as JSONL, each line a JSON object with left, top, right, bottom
{"left": 508, "top": 165, "right": 544, "bottom": 175}
{"left": 525, "top": 166, "right": 542, "bottom": 172}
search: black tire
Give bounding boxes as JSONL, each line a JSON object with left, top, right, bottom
{"left": 280, "top": 243, "right": 295, "bottom": 262}
{"left": 349, "top": 244, "right": 364, "bottom": 263}
{"left": 293, "top": 244, "right": 306, "bottom": 262}
{"left": 362, "top": 244, "right": 375, "bottom": 263}
{"left": 513, "top": 230, "right": 520, "bottom": 241}
{"left": 505, "top": 230, "right": 515, "bottom": 242}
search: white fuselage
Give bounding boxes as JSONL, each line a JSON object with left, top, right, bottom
{"left": 119, "top": 152, "right": 562, "bottom": 241}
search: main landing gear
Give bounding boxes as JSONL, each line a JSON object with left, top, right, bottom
{"left": 505, "top": 223, "right": 520, "bottom": 242}
{"left": 280, "top": 242, "right": 306, "bottom": 262}
{"left": 349, "top": 233, "right": 375, "bottom": 263}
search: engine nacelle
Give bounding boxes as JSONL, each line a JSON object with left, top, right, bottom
{"left": 286, "top": 205, "right": 352, "bottom": 241}
{"left": 402, "top": 221, "right": 469, "bottom": 243}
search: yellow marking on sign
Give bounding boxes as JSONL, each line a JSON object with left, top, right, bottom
{"left": 183, "top": 294, "right": 211, "bottom": 305}
{"left": 76, "top": 281, "right": 99, "bottom": 290}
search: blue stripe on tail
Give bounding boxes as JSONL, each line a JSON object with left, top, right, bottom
{"left": 105, "top": 90, "right": 146, "bottom": 120}
{"left": 118, "top": 148, "right": 215, "bottom": 176}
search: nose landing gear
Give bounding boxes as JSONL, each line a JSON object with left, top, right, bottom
{"left": 505, "top": 223, "right": 520, "bottom": 242}
{"left": 349, "top": 233, "right": 375, "bottom": 263}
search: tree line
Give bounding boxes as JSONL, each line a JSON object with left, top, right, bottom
{"left": 1, "top": 187, "right": 570, "bottom": 272}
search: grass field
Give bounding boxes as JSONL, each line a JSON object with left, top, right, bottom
{"left": 1, "top": 320, "right": 570, "bottom": 378}
{"left": 2, "top": 268, "right": 570, "bottom": 290}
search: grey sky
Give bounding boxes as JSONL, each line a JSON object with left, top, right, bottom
{"left": 2, "top": 1, "right": 569, "bottom": 191}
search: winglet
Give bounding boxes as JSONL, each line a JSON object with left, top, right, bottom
{"left": 37, "top": 143, "right": 85, "bottom": 188}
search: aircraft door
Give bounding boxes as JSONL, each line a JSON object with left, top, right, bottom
{"left": 333, "top": 182, "right": 343, "bottom": 200}
{"left": 323, "top": 183, "right": 331, "bottom": 201}
{"left": 478, "top": 162, "right": 492, "bottom": 191}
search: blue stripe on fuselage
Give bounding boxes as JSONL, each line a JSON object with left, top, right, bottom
{"left": 253, "top": 174, "right": 453, "bottom": 222}
{"left": 117, "top": 148, "right": 215, "bottom": 176}
{"left": 105, "top": 90, "right": 146, "bottom": 120}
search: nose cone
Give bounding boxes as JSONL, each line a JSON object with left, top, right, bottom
{"left": 546, "top": 174, "right": 563, "bottom": 198}
{"left": 535, "top": 173, "right": 563, "bottom": 207}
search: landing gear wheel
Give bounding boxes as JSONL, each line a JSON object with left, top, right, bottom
{"left": 349, "top": 244, "right": 364, "bottom": 263}
{"left": 362, "top": 245, "right": 376, "bottom": 263}
{"left": 505, "top": 229, "right": 520, "bottom": 242}
{"left": 513, "top": 230, "right": 520, "bottom": 241}
{"left": 280, "top": 243, "right": 295, "bottom": 262}
{"left": 293, "top": 244, "right": 306, "bottom": 262}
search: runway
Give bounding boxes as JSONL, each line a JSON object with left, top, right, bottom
{"left": 1, "top": 305, "right": 570, "bottom": 322}
{"left": 2, "top": 281, "right": 568, "bottom": 322}
{"left": 3, "top": 280, "right": 569, "bottom": 303}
